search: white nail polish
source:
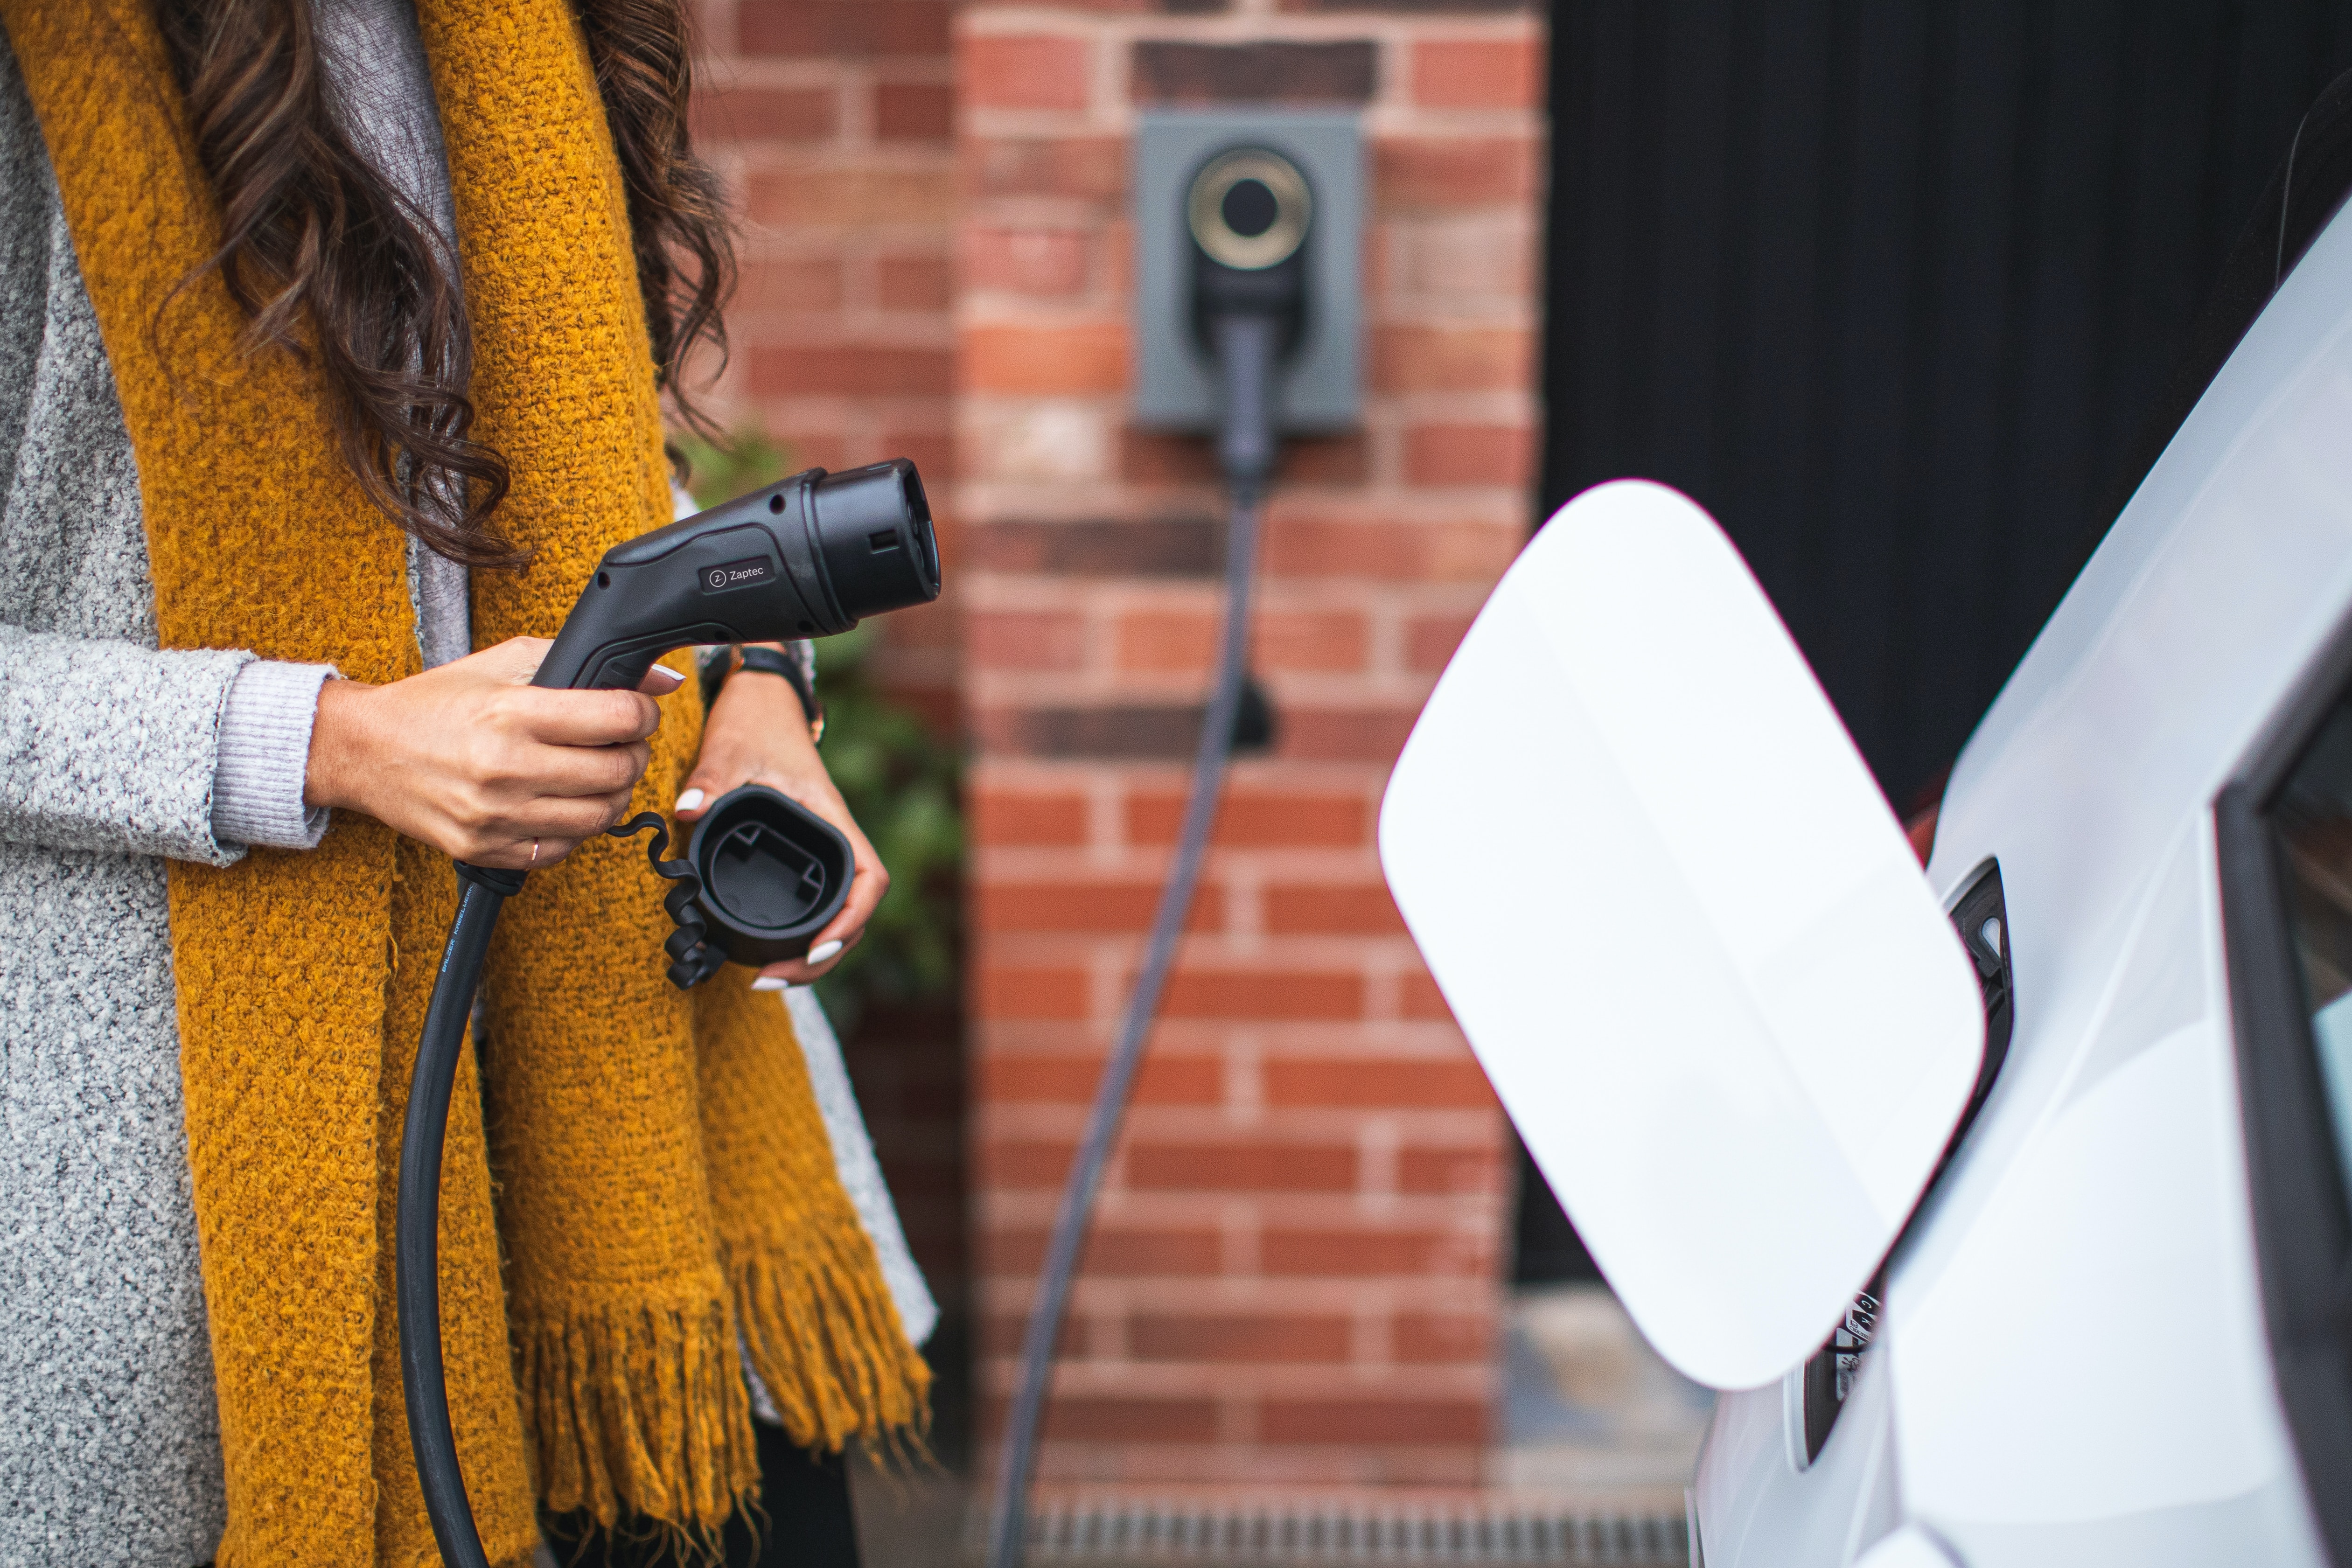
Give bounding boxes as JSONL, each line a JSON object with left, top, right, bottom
{"left": 676, "top": 788, "right": 706, "bottom": 812}
{"left": 649, "top": 665, "right": 684, "bottom": 685}
{"left": 749, "top": 976, "right": 790, "bottom": 992}
{"left": 807, "top": 939, "right": 844, "bottom": 964}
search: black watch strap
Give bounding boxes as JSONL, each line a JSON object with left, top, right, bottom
{"left": 718, "top": 644, "right": 824, "bottom": 743}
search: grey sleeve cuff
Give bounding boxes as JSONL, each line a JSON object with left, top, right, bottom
{"left": 210, "top": 659, "right": 335, "bottom": 850}
{"left": 0, "top": 622, "right": 251, "bottom": 864}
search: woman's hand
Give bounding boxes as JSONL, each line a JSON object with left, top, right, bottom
{"left": 676, "top": 649, "right": 886, "bottom": 988}
{"left": 304, "top": 636, "right": 678, "bottom": 868}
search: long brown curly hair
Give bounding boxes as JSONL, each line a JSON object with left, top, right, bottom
{"left": 154, "top": 0, "right": 733, "bottom": 568}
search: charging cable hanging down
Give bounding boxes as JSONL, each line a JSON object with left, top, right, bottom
{"left": 988, "top": 145, "right": 1311, "bottom": 1568}
{"left": 397, "top": 462, "right": 941, "bottom": 1568}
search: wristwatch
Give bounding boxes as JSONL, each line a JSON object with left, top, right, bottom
{"left": 712, "top": 643, "right": 824, "bottom": 744}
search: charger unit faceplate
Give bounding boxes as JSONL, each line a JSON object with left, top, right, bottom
{"left": 1133, "top": 110, "right": 1364, "bottom": 433}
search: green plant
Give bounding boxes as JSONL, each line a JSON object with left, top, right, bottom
{"left": 804, "top": 622, "right": 963, "bottom": 1034}
{"left": 673, "top": 426, "right": 964, "bottom": 1035}
{"left": 674, "top": 426, "right": 795, "bottom": 509}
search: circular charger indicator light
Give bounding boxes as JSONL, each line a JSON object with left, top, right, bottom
{"left": 1187, "top": 148, "right": 1312, "bottom": 271}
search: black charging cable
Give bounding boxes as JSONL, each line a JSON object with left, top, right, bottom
{"left": 399, "top": 864, "right": 516, "bottom": 1568}
{"left": 986, "top": 307, "right": 1283, "bottom": 1568}
{"left": 394, "top": 461, "right": 940, "bottom": 1567}
{"left": 398, "top": 819, "right": 723, "bottom": 1568}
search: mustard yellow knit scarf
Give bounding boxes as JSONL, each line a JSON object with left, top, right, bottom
{"left": 0, "top": 5, "right": 928, "bottom": 1563}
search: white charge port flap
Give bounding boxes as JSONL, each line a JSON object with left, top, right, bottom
{"left": 1378, "top": 480, "right": 1984, "bottom": 1391}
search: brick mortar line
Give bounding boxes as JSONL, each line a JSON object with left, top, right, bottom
{"left": 968, "top": 756, "right": 1395, "bottom": 781}
{"left": 959, "top": 105, "right": 1544, "bottom": 140}
{"left": 738, "top": 400, "right": 955, "bottom": 427}
{"left": 736, "top": 232, "right": 954, "bottom": 258}
{"left": 974, "top": 1099, "right": 1499, "bottom": 1134}
{"left": 967, "top": 667, "right": 1440, "bottom": 699}
{"left": 972, "top": 1362, "right": 1496, "bottom": 1396}
{"left": 950, "top": 197, "right": 1120, "bottom": 232}
{"left": 965, "top": 1017, "right": 1475, "bottom": 1054}
{"left": 741, "top": 223, "right": 959, "bottom": 248}
{"left": 738, "top": 314, "right": 957, "bottom": 342}
{"left": 974, "top": 924, "right": 1427, "bottom": 953}
{"left": 957, "top": 7, "right": 1540, "bottom": 43}
{"left": 965, "top": 1016, "right": 1466, "bottom": 1046}
{"left": 956, "top": 300, "right": 1127, "bottom": 328}
{"left": 697, "top": 59, "right": 956, "bottom": 91}
{"left": 953, "top": 394, "right": 1539, "bottom": 423}
{"left": 973, "top": 944, "right": 1442, "bottom": 975}
{"left": 952, "top": 483, "right": 1536, "bottom": 521}
{"left": 956, "top": 299, "right": 1543, "bottom": 330}
{"left": 983, "top": 1279, "right": 1455, "bottom": 1310}
{"left": 967, "top": 1042, "right": 1485, "bottom": 1068}
{"left": 969, "top": 653, "right": 1446, "bottom": 681}
{"left": 733, "top": 144, "right": 957, "bottom": 174}
{"left": 974, "top": 1187, "right": 1496, "bottom": 1223}
{"left": 975, "top": 1282, "right": 1500, "bottom": 1313}
{"left": 964, "top": 576, "right": 1491, "bottom": 613}
{"left": 964, "top": 1030, "right": 1477, "bottom": 1067}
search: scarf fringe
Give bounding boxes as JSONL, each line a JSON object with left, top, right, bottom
{"left": 517, "top": 1296, "right": 760, "bottom": 1537}
{"left": 731, "top": 1225, "right": 933, "bottom": 1457}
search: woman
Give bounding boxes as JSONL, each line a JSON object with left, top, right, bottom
{"left": 0, "top": 2, "right": 928, "bottom": 1564}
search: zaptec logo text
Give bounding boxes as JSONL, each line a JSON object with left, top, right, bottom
{"left": 702, "top": 558, "right": 774, "bottom": 592}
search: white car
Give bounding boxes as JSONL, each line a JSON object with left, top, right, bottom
{"left": 1379, "top": 159, "right": 2352, "bottom": 1568}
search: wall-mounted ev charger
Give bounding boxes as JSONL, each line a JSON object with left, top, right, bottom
{"left": 991, "top": 109, "right": 1365, "bottom": 1568}
{"left": 1133, "top": 110, "right": 1364, "bottom": 435}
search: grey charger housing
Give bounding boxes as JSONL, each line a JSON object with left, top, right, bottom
{"left": 1132, "top": 110, "right": 1365, "bottom": 433}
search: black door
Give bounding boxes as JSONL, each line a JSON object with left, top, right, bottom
{"left": 1521, "top": 0, "right": 2352, "bottom": 1286}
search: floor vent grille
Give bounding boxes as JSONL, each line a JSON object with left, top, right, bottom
{"left": 989, "top": 1498, "right": 1690, "bottom": 1566}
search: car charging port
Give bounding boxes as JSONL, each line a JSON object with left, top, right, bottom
{"left": 1801, "top": 857, "right": 2014, "bottom": 1462}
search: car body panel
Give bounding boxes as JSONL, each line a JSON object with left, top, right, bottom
{"left": 1686, "top": 153, "right": 2352, "bottom": 1568}
{"left": 1693, "top": 1353, "right": 1898, "bottom": 1566}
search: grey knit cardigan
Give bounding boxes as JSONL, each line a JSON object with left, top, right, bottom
{"left": 0, "top": 39, "right": 251, "bottom": 1566}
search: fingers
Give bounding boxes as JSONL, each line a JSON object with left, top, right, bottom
{"left": 748, "top": 927, "right": 863, "bottom": 990}
{"left": 478, "top": 636, "right": 553, "bottom": 685}
{"left": 511, "top": 789, "right": 641, "bottom": 843}
{"left": 673, "top": 774, "right": 717, "bottom": 820}
{"left": 320, "top": 637, "right": 683, "bottom": 868}
{"left": 440, "top": 787, "right": 639, "bottom": 864}
{"left": 463, "top": 835, "right": 583, "bottom": 870}
{"left": 475, "top": 637, "right": 683, "bottom": 704}
{"left": 507, "top": 686, "right": 663, "bottom": 748}
{"left": 829, "top": 854, "right": 890, "bottom": 951}
{"left": 492, "top": 736, "right": 652, "bottom": 802}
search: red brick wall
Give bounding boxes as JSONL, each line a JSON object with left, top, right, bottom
{"left": 691, "top": 0, "right": 963, "bottom": 724}
{"left": 958, "top": 1, "right": 1545, "bottom": 1488}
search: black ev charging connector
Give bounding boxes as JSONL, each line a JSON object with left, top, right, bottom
{"left": 687, "top": 783, "right": 856, "bottom": 968}
{"left": 398, "top": 461, "right": 939, "bottom": 1568}
{"left": 988, "top": 148, "right": 1313, "bottom": 1568}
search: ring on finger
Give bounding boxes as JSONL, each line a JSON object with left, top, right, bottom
{"left": 530, "top": 839, "right": 540, "bottom": 864}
